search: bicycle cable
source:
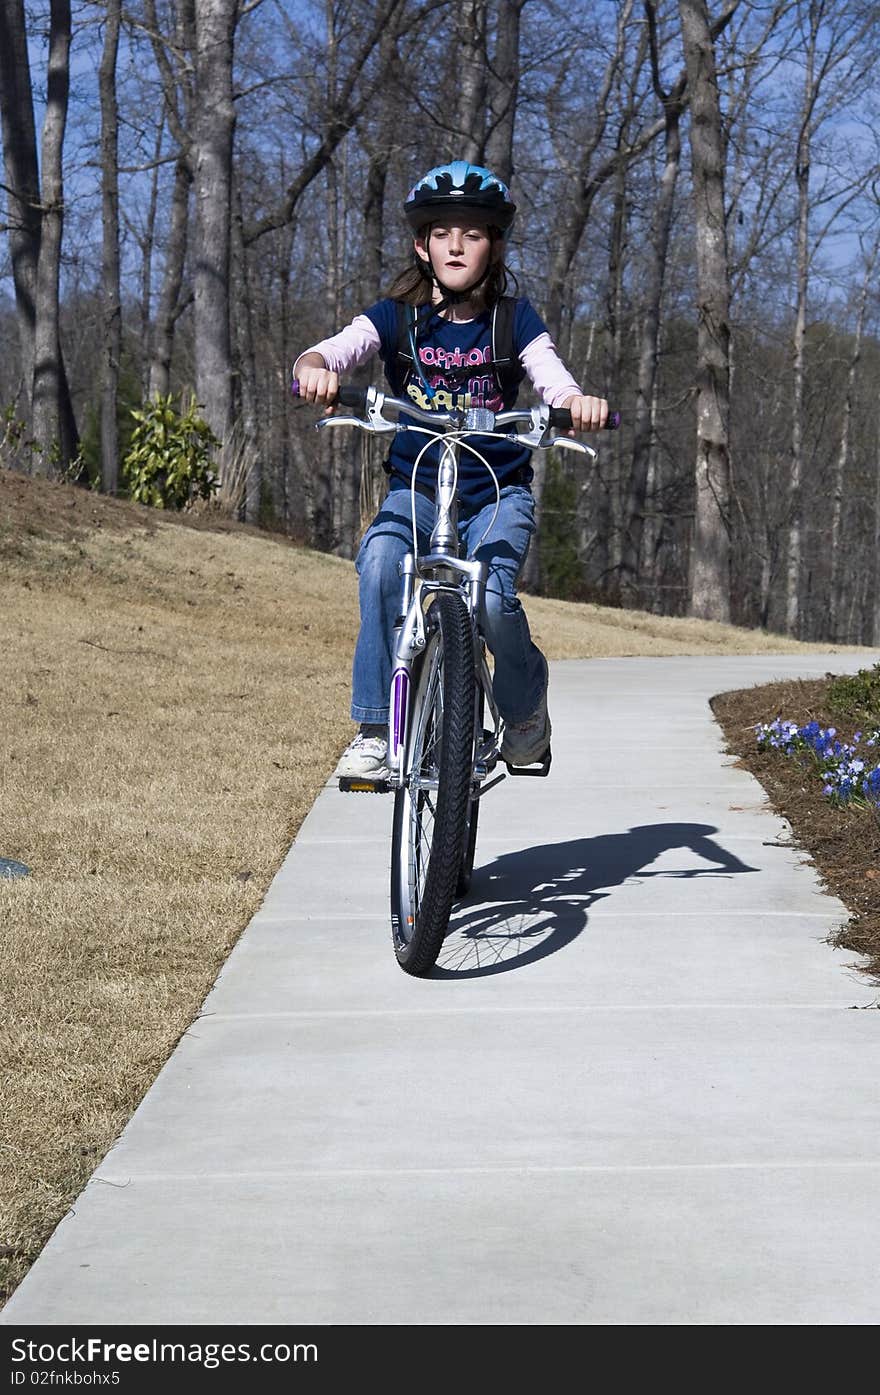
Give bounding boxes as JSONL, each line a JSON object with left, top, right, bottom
{"left": 447, "top": 434, "right": 502, "bottom": 554}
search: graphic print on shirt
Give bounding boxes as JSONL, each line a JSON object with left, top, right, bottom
{"left": 406, "top": 339, "right": 503, "bottom": 413}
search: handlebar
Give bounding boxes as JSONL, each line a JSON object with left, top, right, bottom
{"left": 291, "top": 380, "right": 621, "bottom": 436}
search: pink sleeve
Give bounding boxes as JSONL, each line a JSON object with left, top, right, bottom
{"left": 292, "top": 314, "right": 381, "bottom": 378}
{"left": 520, "top": 332, "right": 582, "bottom": 407}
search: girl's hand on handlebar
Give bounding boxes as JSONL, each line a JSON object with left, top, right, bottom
{"left": 561, "top": 393, "right": 609, "bottom": 434}
{"left": 295, "top": 361, "right": 339, "bottom": 412}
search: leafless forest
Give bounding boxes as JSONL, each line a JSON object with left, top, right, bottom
{"left": 1, "top": 0, "right": 879, "bottom": 640}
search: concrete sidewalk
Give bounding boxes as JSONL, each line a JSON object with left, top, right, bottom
{"left": 3, "top": 654, "right": 879, "bottom": 1326}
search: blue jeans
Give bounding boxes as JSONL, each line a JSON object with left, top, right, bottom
{"left": 351, "top": 484, "right": 547, "bottom": 724}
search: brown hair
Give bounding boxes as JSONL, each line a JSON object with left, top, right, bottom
{"left": 385, "top": 228, "right": 517, "bottom": 311}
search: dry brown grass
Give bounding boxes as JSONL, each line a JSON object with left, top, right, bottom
{"left": 523, "top": 592, "right": 842, "bottom": 658}
{"left": 0, "top": 466, "right": 870, "bottom": 1303}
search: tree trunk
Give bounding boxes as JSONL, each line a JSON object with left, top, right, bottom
{"left": 278, "top": 211, "right": 298, "bottom": 532}
{"left": 139, "top": 121, "right": 164, "bottom": 397}
{"left": 600, "top": 143, "right": 630, "bottom": 595}
{"left": 641, "top": 362, "right": 664, "bottom": 607}
{"left": 141, "top": 0, "right": 196, "bottom": 400}
{"left": 362, "top": 148, "right": 389, "bottom": 303}
{"left": 455, "top": 0, "right": 488, "bottom": 161}
{"left": 785, "top": 2, "right": 822, "bottom": 636}
{"left": 621, "top": 3, "right": 685, "bottom": 603}
{"left": 32, "top": 0, "right": 73, "bottom": 473}
{"left": 873, "top": 423, "right": 880, "bottom": 646}
{"left": 485, "top": 0, "right": 525, "bottom": 184}
{"left": 359, "top": 22, "right": 398, "bottom": 305}
{"left": 0, "top": 0, "right": 41, "bottom": 413}
{"left": 232, "top": 178, "right": 260, "bottom": 524}
{"left": 829, "top": 233, "right": 877, "bottom": 638}
{"left": 679, "top": 0, "right": 732, "bottom": 623}
{"left": 327, "top": 153, "right": 360, "bottom": 554}
{"left": 192, "top": 0, "right": 237, "bottom": 454}
{"left": 149, "top": 158, "right": 192, "bottom": 399}
{"left": 99, "top": 0, "right": 122, "bottom": 494}
{"left": 786, "top": 144, "right": 809, "bottom": 631}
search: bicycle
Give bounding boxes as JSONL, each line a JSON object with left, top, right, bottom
{"left": 293, "top": 382, "right": 619, "bottom": 975}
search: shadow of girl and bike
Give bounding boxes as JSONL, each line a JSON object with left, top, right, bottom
{"left": 434, "top": 821, "right": 758, "bottom": 978}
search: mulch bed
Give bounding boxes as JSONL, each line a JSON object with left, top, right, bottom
{"left": 711, "top": 677, "right": 880, "bottom": 988}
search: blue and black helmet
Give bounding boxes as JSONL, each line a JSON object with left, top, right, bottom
{"left": 404, "top": 161, "right": 516, "bottom": 235}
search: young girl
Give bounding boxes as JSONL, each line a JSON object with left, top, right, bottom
{"left": 294, "top": 161, "right": 608, "bottom": 781}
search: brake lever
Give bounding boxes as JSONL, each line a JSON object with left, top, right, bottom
{"left": 547, "top": 436, "right": 597, "bottom": 457}
{"left": 316, "top": 415, "right": 397, "bottom": 435}
{"left": 512, "top": 406, "right": 596, "bottom": 457}
{"left": 512, "top": 426, "right": 597, "bottom": 458}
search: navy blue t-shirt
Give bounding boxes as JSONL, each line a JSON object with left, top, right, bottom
{"left": 363, "top": 296, "right": 548, "bottom": 509}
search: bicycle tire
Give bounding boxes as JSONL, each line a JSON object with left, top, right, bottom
{"left": 456, "top": 680, "right": 485, "bottom": 898}
{"left": 390, "top": 590, "right": 476, "bottom": 975}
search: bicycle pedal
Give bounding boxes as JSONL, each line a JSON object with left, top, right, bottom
{"left": 338, "top": 777, "right": 392, "bottom": 794}
{"left": 505, "top": 745, "right": 552, "bottom": 777}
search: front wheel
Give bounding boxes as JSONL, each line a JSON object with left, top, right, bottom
{"left": 390, "top": 590, "right": 476, "bottom": 975}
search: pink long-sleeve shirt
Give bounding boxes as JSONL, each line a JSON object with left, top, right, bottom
{"left": 294, "top": 314, "right": 582, "bottom": 406}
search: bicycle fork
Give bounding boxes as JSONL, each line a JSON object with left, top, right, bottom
{"left": 388, "top": 552, "right": 490, "bottom": 788}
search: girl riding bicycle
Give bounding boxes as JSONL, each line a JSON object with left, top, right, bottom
{"left": 294, "top": 160, "right": 608, "bottom": 782}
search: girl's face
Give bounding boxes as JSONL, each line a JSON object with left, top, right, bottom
{"left": 415, "top": 220, "right": 498, "bottom": 300}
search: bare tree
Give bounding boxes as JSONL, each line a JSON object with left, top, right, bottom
{"left": 829, "top": 227, "right": 878, "bottom": 637}
{"left": 679, "top": 0, "right": 737, "bottom": 622}
{"left": 192, "top": 0, "right": 237, "bottom": 451}
{"left": 874, "top": 399, "right": 880, "bottom": 647}
{"left": 0, "top": 0, "right": 78, "bottom": 470}
{"left": 149, "top": 155, "right": 192, "bottom": 397}
{"left": 99, "top": 0, "right": 122, "bottom": 493}
{"left": 784, "top": 0, "right": 820, "bottom": 635}
{"left": 620, "top": 1, "right": 687, "bottom": 602}
{"left": 231, "top": 175, "right": 259, "bottom": 522}
{"left": 455, "top": 0, "right": 488, "bottom": 160}
{"left": 32, "top": 0, "right": 76, "bottom": 470}
{"left": 142, "top": 0, "right": 196, "bottom": 398}
{"left": 359, "top": 25, "right": 401, "bottom": 305}
{"left": 0, "top": 0, "right": 40, "bottom": 411}
{"left": 484, "top": 0, "right": 527, "bottom": 183}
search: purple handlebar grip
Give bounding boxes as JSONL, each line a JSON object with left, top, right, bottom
{"left": 606, "top": 410, "right": 621, "bottom": 430}
{"left": 291, "top": 377, "right": 301, "bottom": 397}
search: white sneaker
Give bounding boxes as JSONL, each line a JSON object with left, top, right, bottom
{"left": 335, "top": 732, "right": 391, "bottom": 781}
{"left": 501, "top": 691, "right": 551, "bottom": 766}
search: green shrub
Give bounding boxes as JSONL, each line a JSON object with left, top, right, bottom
{"left": 828, "top": 664, "right": 880, "bottom": 727}
{"left": 122, "top": 392, "right": 220, "bottom": 510}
